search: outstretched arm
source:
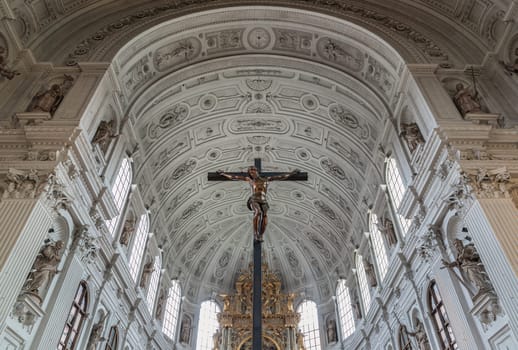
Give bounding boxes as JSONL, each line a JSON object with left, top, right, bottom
{"left": 216, "top": 170, "right": 248, "bottom": 181}
{"left": 267, "top": 169, "right": 300, "bottom": 181}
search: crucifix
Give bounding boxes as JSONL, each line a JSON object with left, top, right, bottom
{"left": 208, "top": 158, "right": 307, "bottom": 350}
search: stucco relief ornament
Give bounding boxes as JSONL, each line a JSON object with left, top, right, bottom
{"left": 2, "top": 168, "right": 44, "bottom": 200}
{"left": 44, "top": 173, "right": 72, "bottom": 211}
{"left": 0, "top": 45, "right": 20, "bottom": 80}
{"left": 467, "top": 167, "right": 512, "bottom": 199}
{"left": 417, "top": 226, "right": 442, "bottom": 261}
{"left": 328, "top": 104, "right": 370, "bottom": 139}
{"left": 74, "top": 225, "right": 100, "bottom": 264}
{"left": 147, "top": 104, "right": 189, "bottom": 139}
{"left": 317, "top": 38, "right": 364, "bottom": 71}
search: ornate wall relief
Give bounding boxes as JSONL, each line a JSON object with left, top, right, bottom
{"left": 26, "top": 75, "right": 74, "bottom": 116}
{"left": 154, "top": 37, "right": 202, "bottom": 71}
{"left": 316, "top": 37, "right": 364, "bottom": 72}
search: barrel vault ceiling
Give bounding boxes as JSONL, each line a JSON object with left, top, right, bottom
{"left": 5, "top": 0, "right": 513, "bottom": 304}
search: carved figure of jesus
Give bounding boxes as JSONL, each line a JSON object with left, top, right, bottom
{"left": 217, "top": 166, "right": 299, "bottom": 241}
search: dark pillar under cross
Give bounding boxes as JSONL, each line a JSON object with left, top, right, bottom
{"left": 208, "top": 159, "right": 307, "bottom": 350}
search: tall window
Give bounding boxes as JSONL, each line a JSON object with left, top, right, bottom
{"left": 146, "top": 256, "right": 161, "bottom": 314}
{"left": 386, "top": 158, "right": 411, "bottom": 234}
{"left": 297, "top": 300, "right": 322, "bottom": 350}
{"left": 428, "top": 281, "right": 457, "bottom": 349}
{"left": 163, "top": 280, "right": 182, "bottom": 340}
{"left": 336, "top": 279, "right": 355, "bottom": 340}
{"left": 369, "top": 213, "right": 388, "bottom": 281}
{"left": 195, "top": 300, "right": 220, "bottom": 350}
{"left": 356, "top": 254, "right": 371, "bottom": 313}
{"left": 129, "top": 214, "right": 149, "bottom": 282}
{"left": 105, "top": 326, "right": 119, "bottom": 350}
{"left": 58, "top": 281, "right": 88, "bottom": 350}
{"left": 106, "top": 158, "right": 132, "bottom": 235}
{"left": 399, "top": 325, "right": 412, "bottom": 350}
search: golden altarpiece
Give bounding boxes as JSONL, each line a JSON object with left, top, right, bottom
{"left": 214, "top": 264, "right": 305, "bottom": 350}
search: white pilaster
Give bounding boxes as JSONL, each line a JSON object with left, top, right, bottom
{"left": 0, "top": 198, "right": 53, "bottom": 333}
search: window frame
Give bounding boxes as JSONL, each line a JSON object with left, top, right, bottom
{"left": 128, "top": 214, "right": 149, "bottom": 282}
{"left": 162, "top": 280, "right": 182, "bottom": 340}
{"left": 385, "top": 157, "right": 411, "bottom": 235}
{"left": 356, "top": 254, "right": 371, "bottom": 314}
{"left": 106, "top": 158, "right": 132, "bottom": 235}
{"left": 297, "top": 299, "right": 322, "bottom": 350}
{"left": 398, "top": 325, "right": 412, "bottom": 350}
{"left": 105, "top": 326, "right": 119, "bottom": 350}
{"left": 146, "top": 255, "right": 161, "bottom": 314}
{"left": 195, "top": 300, "right": 221, "bottom": 350}
{"left": 58, "top": 281, "right": 89, "bottom": 350}
{"left": 369, "top": 213, "right": 389, "bottom": 281}
{"left": 428, "top": 281, "right": 457, "bottom": 350}
{"left": 336, "top": 279, "right": 355, "bottom": 340}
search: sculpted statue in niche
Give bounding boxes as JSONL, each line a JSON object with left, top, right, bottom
{"left": 406, "top": 319, "right": 431, "bottom": 350}
{"left": 442, "top": 239, "right": 494, "bottom": 298}
{"left": 453, "top": 83, "right": 482, "bottom": 116}
{"left": 364, "top": 259, "right": 378, "bottom": 287}
{"left": 119, "top": 219, "right": 135, "bottom": 246}
{"left": 179, "top": 315, "right": 191, "bottom": 344}
{"left": 92, "top": 120, "right": 117, "bottom": 154}
{"left": 0, "top": 46, "right": 19, "bottom": 80}
{"left": 155, "top": 288, "right": 166, "bottom": 320}
{"left": 380, "top": 217, "right": 398, "bottom": 246}
{"left": 139, "top": 260, "right": 154, "bottom": 289}
{"left": 326, "top": 318, "right": 338, "bottom": 343}
{"left": 86, "top": 311, "right": 108, "bottom": 350}
{"left": 400, "top": 122, "right": 425, "bottom": 153}
{"left": 26, "top": 75, "right": 74, "bottom": 115}
{"left": 22, "top": 240, "right": 64, "bottom": 303}
{"left": 350, "top": 287, "right": 362, "bottom": 319}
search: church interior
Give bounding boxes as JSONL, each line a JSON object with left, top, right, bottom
{"left": 1, "top": 0, "right": 518, "bottom": 349}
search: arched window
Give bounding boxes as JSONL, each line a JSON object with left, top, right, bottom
{"left": 195, "top": 300, "right": 220, "bottom": 350}
{"left": 129, "top": 214, "right": 149, "bottom": 282}
{"left": 369, "top": 213, "right": 388, "bottom": 281}
{"left": 163, "top": 280, "right": 182, "bottom": 340}
{"left": 297, "top": 300, "right": 322, "bottom": 350}
{"left": 356, "top": 254, "right": 371, "bottom": 313}
{"left": 146, "top": 255, "right": 161, "bottom": 314}
{"left": 105, "top": 326, "right": 119, "bottom": 350}
{"left": 428, "top": 281, "right": 457, "bottom": 349}
{"left": 398, "top": 325, "right": 412, "bottom": 350}
{"left": 386, "top": 158, "right": 411, "bottom": 235}
{"left": 58, "top": 281, "right": 88, "bottom": 350}
{"left": 106, "top": 158, "right": 132, "bottom": 235}
{"left": 336, "top": 279, "right": 355, "bottom": 340}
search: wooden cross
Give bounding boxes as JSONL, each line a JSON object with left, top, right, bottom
{"left": 208, "top": 158, "right": 307, "bottom": 350}
{"left": 207, "top": 158, "right": 307, "bottom": 181}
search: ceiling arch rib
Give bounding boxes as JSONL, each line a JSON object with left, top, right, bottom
{"left": 116, "top": 9, "right": 402, "bottom": 304}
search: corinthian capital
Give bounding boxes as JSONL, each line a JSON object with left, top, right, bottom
{"left": 1, "top": 168, "right": 46, "bottom": 200}
{"left": 466, "top": 167, "right": 513, "bottom": 199}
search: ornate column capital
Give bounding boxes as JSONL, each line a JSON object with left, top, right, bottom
{"left": 464, "top": 166, "right": 514, "bottom": 200}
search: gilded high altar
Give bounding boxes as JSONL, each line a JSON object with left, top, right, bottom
{"left": 214, "top": 264, "right": 304, "bottom": 350}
